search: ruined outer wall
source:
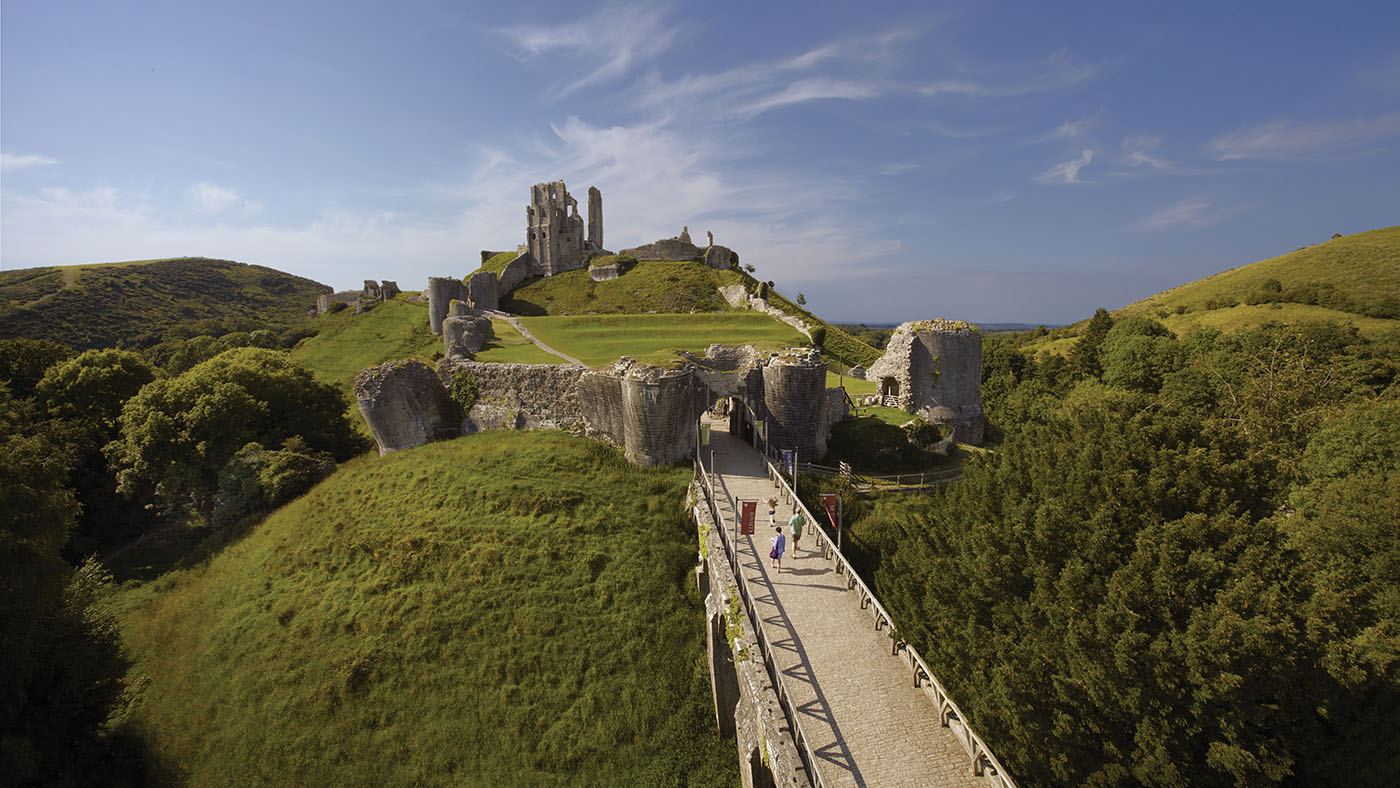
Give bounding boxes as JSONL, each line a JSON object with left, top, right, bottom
{"left": 576, "top": 370, "right": 627, "bottom": 449}
{"left": 441, "top": 360, "right": 585, "bottom": 433}
{"left": 353, "top": 360, "right": 459, "bottom": 456}
{"left": 465, "top": 270, "right": 499, "bottom": 311}
{"left": 497, "top": 252, "right": 535, "bottom": 296}
{"left": 761, "top": 350, "right": 828, "bottom": 459}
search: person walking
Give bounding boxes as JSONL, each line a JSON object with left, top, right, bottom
{"left": 788, "top": 509, "right": 805, "bottom": 554}
{"left": 767, "top": 497, "right": 778, "bottom": 526}
{"left": 769, "top": 526, "right": 786, "bottom": 572}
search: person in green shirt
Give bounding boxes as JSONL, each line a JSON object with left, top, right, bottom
{"left": 788, "top": 510, "right": 805, "bottom": 554}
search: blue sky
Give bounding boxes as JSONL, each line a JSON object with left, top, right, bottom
{"left": 3, "top": 0, "right": 1397, "bottom": 324}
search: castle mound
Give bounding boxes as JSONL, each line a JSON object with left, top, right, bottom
{"left": 0, "top": 257, "right": 330, "bottom": 350}
{"left": 111, "top": 430, "right": 734, "bottom": 786}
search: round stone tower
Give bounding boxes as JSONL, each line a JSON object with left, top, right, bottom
{"left": 620, "top": 366, "right": 700, "bottom": 467}
{"left": 761, "top": 349, "right": 827, "bottom": 459}
{"left": 427, "top": 277, "right": 467, "bottom": 335}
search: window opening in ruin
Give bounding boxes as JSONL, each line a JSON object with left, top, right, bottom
{"left": 881, "top": 377, "right": 899, "bottom": 398}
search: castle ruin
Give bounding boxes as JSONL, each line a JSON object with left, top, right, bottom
{"left": 525, "top": 180, "right": 606, "bottom": 277}
{"left": 865, "top": 319, "right": 984, "bottom": 444}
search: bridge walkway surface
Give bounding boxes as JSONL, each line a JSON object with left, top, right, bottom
{"left": 701, "top": 423, "right": 983, "bottom": 788}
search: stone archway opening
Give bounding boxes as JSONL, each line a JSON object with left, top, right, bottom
{"left": 880, "top": 376, "right": 900, "bottom": 403}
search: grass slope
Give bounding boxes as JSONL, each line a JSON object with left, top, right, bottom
{"left": 1021, "top": 226, "right": 1400, "bottom": 355}
{"left": 502, "top": 261, "right": 744, "bottom": 316}
{"left": 474, "top": 319, "right": 566, "bottom": 364}
{"left": 289, "top": 299, "right": 440, "bottom": 393}
{"left": 109, "top": 431, "right": 735, "bottom": 787}
{"left": 518, "top": 313, "right": 806, "bottom": 367}
{"left": 1119, "top": 226, "right": 1400, "bottom": 325}
{"left": 478, "top": 251, "right": 520, "bottom": 275}
{"left": 0, "top": 258, "right": 328, "bottom": 350}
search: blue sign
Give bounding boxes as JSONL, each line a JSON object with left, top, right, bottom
{"left": 781, "top": 449, "right": 794, "bottom": 475}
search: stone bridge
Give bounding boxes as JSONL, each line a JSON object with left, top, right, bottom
{"left": 694, "top": 419, "right": 1016, "bottom": 788}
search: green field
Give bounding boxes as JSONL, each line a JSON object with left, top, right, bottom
{"left": 518, "top": 313, "right": 807, "bottom": 367}
{"left": 503, "top": 261, "right": 744, "bottom": 316}
{"left": 828, "top": 370, "right": 876, "bottom": 394}
{"left": 473, "top": 319, "right": 566, "bottom": 365}
{"left": 107, "top": 431, "right": 735, "bottom": 787}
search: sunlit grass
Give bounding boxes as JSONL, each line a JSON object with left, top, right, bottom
{"left": 519, "top": 313, "right": 807, "bottom": 367}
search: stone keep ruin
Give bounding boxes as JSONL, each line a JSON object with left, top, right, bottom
{"left": 865, "top": 319, "right": 985, "bottom": 444}
{"left": 353, "top": 345, "right": 848, "bottom": 467}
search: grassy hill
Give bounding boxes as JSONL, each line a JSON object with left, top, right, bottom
{"left": 289, "top": 299, "right": 441, "bottom": 393}
{"left": 517, "top": 313, "right": 807, "bottom": 367}
{"left": 1118, "top": 226, "right": 1400, "bottom": 330}
{"left": 502, "top": 261, "right": 745, "bottom": 316}
{"left": 0, "top": 257, "right": 328, "bottom": 349}
{"left": 107, "top": 430, "right": 735, "bottom": 787}
{"left": 1021, "top": 226, "right": 1400, "bottom": 355}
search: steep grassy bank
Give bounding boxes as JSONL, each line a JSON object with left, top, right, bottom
{"left": 108, "top": 431, "right": 735, "bottom": 787}
{"left": 288, "top": 298, "right": 440, "bottom": 393}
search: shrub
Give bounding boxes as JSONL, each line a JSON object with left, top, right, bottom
{"left": 449, "top": 369, "right": 479, "bottom": 414}
{"left": 327, "top": 301, "right": 348, "bottom": 313}
{"left": 809, "top": 326, "right": 827, "bottom": 348}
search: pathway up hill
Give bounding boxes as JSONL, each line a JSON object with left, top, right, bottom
{"left": 702, "top": 422, "right": 988, "bottom": 788}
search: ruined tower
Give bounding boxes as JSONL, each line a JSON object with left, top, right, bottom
{"left": 865, "top": 319, "right": 984, "bottom": 444}
{"left": 526, "top": 180, "right": 604, "bottom": 277}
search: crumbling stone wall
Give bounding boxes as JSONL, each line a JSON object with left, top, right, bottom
{"left": 442, "top": 360, "right": 585, "bottom": 433}
{"left": 315, "top": 279, "right": 402, "bottom": 315}
{"left": 465, "top": 270, "right": 499, "bottom": 311}
{"left": 443, "top": 305, "right": 494, "bottom": 360}
{"left": 866, "top": 319, "right": 984, "bottom": 444}
{"left": 353, "top": 360, "right": 459, "bottom": 456}
{"left": 497, "top": 252, "right": 535, "bottom": 297}
{"left": 621, "top": 228, "right": 703, "bottom": 262}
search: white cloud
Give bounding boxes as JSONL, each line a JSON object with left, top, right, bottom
{"left": 1, "top": 153, "right": 60, "bottom": 170}
{"left": 1034, "top": 149, "right": 1094, "bottom": 185}
{"left": 191, "top": 182, "right": 241, "bottom": 214}
{"left": 1123, "top": 135, "right": 1169, "bottom": 168}
{"left": 1210, "top": 113, "right": 1400, "bottom": 160}
{"left": 499, "top": 4, "right": 679, "bottom": 98}
{"left": 1130, "top": 197, "right": 1225, "bottom": 231}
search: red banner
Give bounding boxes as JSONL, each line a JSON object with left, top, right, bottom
{"left": 821, "top": 494, "right": 839, "bottom": 527}
{"left": 740, "top": 500, "right": 757, "bottom": 535}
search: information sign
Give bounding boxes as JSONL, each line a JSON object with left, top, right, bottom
{"left": 740, "top": 500, "right": 757, "bottom": 535}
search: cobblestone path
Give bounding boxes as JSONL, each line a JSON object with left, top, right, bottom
{"left": 701, "top": 423, "right": 982, "bottom": 788}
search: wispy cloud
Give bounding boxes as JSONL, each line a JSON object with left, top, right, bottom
{"left": 919, "top": 49, "right": 1094, "bottom": 98}
{"left": 499, "top": 4, "right": 679, "bottom": 98}
{"left": 1, "top": 153, "right": 60, "bottom": 170}
{"left": 1131, "top": 197, "right": 1226, "bottom": 231}
{"left": 1032, "top": 111, "right": 1100, "bottom": 142}
{"left": 1209, "top": 113, "right": 1400, "bottom": 160}
{"left": 1122, "top": 135, "right": 1169, "bottom": 168}
{"left": 735, "top": 78, "right": 883, "bottom": 117}
{"left": 1034, "top": 149, "right": 1094, "bottom": 185}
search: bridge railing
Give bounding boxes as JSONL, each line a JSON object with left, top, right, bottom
{"left": 695, "top": 459, "right": 831, "bottom": 788}
{"left": 756, "top": 456, "right": 1019, "bottom": 788}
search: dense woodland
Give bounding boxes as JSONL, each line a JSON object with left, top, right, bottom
{"left": 818, "top": 310, "right": 1400, "bottom": 786}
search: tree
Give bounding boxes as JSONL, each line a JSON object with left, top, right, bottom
{"left": 808, "top": 325, "right": 826, "bottom": 348}
{"left": 1069, "top": 307, "right": 1113, "bottom": 379}
{"left": 796, "top": 293, "right": 806, "bottom": 306}
{"left": 744, "top": 263, "right": 756, "bottom": 273}
{"left": 0, "top": 338, "right": 72, "bottom": 398}
{"left": 35, "top": 349, "right": 157, "bottom": 431}
{"left": 108, "top": 348, "right": 366, "bottom": 521}
{"left": 1099, "top": 316, "right": 1178, "bottom": 393}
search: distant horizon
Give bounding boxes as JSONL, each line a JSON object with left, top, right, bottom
{"left": 4, "top": 1, "right": 1398, "bottom": 324}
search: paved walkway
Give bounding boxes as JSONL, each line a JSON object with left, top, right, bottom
{"left": 485, "top": 311, "right": 585, "bottom": 366}
{"left": 701, "top": 421, "right": 981, "bottom": 788}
